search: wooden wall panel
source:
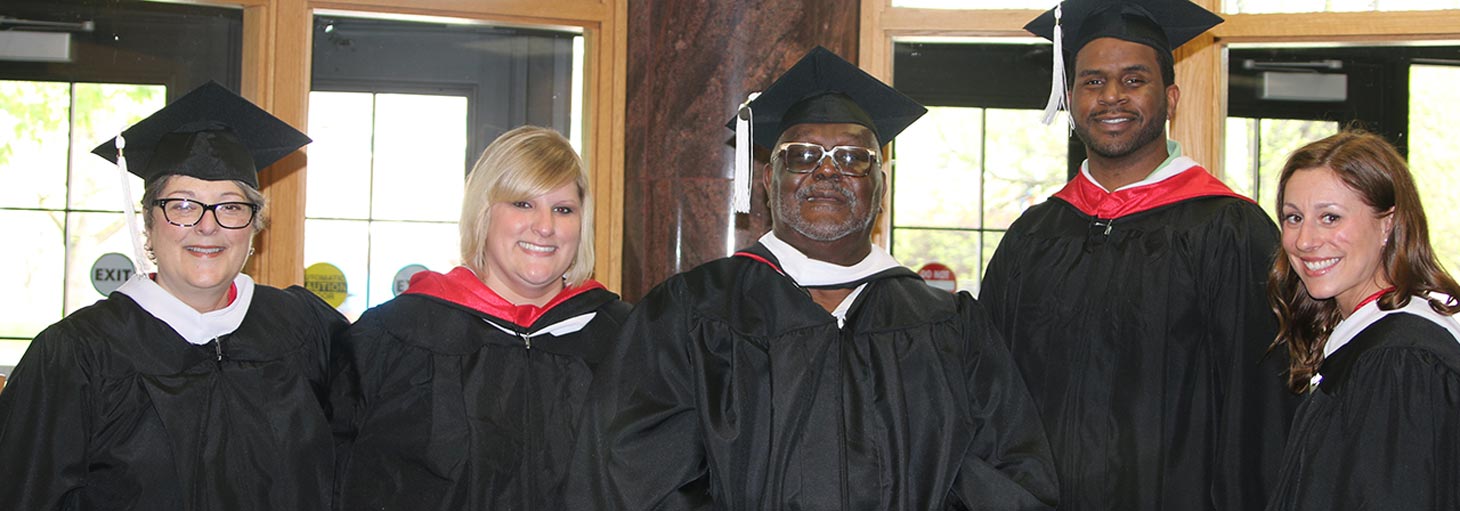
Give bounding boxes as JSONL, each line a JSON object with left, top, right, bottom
{"left": 617, "top": 0, "right": 860, "bottom": 301}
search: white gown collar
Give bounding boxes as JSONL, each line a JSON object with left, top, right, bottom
{"left": 116, "top": 273, "right": 255, "bottom": 345}
{"left": 758, "top": 232, "right": 901, "bottom": 288}
{"left": 1325, "top": 292, "right": 1460, "bottom": 359}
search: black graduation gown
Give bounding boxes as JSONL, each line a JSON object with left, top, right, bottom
{"left": 330, "top": 287, "right": 631, "bottom": 511}
{"left": 980, "top": 195, "right": 1295, "bottom": 511}
{"left": 0, "top": 285, "right": 348, "bottom": 511}
{"left": 1266, "top": 312, "right": 1460, "bottom": 511}
{"left": 568, "top": 244, "right": 1059, "bottom": 510}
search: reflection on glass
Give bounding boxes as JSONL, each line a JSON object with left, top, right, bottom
{"left": 371, "top": 94, "right": 468, "bottom": 222}
{"left": 307, "top": 91, "right": 375, "bottom": 219}
{"left": 0, "top": 211, "right": 65, "bottom": 345}
{"left": 1222, "top": 117, "right": 1338, "bottom": 221}
{"left": 1409, "top": 64, "right": 1460, "bottom": 275}
{"left": 892, "top": 0, "right": 1058, "bottom": 9}
{"left": 1225, "top": 0, "right": 1459, "bottom": 13}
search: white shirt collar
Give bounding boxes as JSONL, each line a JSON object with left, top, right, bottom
{"left": 116, "top": 273, "right": 255, "bottom": 345}
{"left": 1079, "top": 140, "right": 1201, "bottom": 193}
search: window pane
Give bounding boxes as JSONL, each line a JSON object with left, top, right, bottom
{"left": 1410, "top": 64, "right": 1460, "bottom": 275}
{"left": 1225, "top": 117, "right": 1337, "bottom": 220}
{"left": 983, "top": 108, "right": 1068, "bottom": 229}
{"left": 892, "top": 228, "right": 997, "bottom": 295}
{"left": 307, "top": 91, "right": 374, "bottom": 220}
{"left": 68, "top": 83, "right": 162, "bottom": 212}
{"left": 370, "top": 94, "right": 467, "bottom": 222}
{"left": 65, "top": 212, "right": 143, "bottom": 314}
{"left": 304, "top": 219, "right": 370, "bottom": 320}
{"left": 1223, "top": 117, "right": 1258, "bottom": 200}
{"left": 0, "top": 81, "right": 69, "bottom": 210}
{"left": 1225, "top": 0, "right": 1459, "bottom": 13}
{"left": 368, "top": 221, "right": 460, "bottom": 309}
{"left": 894, "top": 107, "right": 984, "bottom": 229}
{"left": 0, "top": 211, "right": 65, "bottom": 348}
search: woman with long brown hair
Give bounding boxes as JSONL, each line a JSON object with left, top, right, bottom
{"left": 1266, "top": 130, "right": 1460, "bottom": 510}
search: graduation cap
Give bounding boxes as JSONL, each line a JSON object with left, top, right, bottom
{"left": 91, "top": 81, "right": 311, "bottom": 189}
{"left": 725, "top": 46, "right": 926, "bottom": 213}
{"left": 1024, "top": 0, "right": 1223, "bottom": 125}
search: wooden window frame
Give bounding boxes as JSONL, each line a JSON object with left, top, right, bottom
{"left": 860, "top": 0, "right": 1460, "bottom": 245}
{"left": 199, "top": 0, "right": 625, "bottom": 291}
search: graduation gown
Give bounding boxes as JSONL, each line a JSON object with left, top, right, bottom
{"left": 980, "top": 152, "right": 1296, "bottom": 511}
{"left": 0, "top": 284, "right": 347, "bottom": 511}
{"left": 568, "top": 241, "right": 1058, "bottom": 510}
{"left": 330, "top": 267, "right": 631, "bottom": 511}
{"left": 1266, "top": 297, "right": 1460, "bottom": 511}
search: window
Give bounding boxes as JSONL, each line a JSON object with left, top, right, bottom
{"left": 306, "top": 14, "right": 582, "bottom": 319}
{"left": 0, "top": 81, "right": 164, "bottom": 369}
{"left": 1222, "top": 117, "right": 1340, "bottom": 219}
{"left": 889, "top": 41, "right": 1069, "bottom": 294}
{"left": 1408, "top": 64, "right": 1460, "bottom": 274}
{"left": 892, "top": 107, "right": 1067, "bottom": 294}
{"left": 305, "top": 91, "right": 468, "bottom": 319}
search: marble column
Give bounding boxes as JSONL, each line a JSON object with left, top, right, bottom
{"left": 619, "top": 0, "right": 860, "bottom": 301}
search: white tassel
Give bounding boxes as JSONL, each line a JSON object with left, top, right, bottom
{"left": 1041, "top": 3, "right": 1070, "bottom": 128}
{"left": 115, "top": 133, "right": 151, "bottom": 276}
{"left": 732, "top": 91, "right": 760, "bottom": 214}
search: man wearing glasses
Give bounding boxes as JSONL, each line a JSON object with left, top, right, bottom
{"left": 569, "top": 47, "right": 1058, "bottom": 510}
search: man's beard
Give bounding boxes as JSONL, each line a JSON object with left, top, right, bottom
{"left": 771, "top": 179, "right": 877, "bottom": 242}
{"left": 1074, "top": 102, "right": 1168, "bottom": 159}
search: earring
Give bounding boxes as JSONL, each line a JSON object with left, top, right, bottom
{"left": 248, "top": 247, "right": 255, "bottom": 256}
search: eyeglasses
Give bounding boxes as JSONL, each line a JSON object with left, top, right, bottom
{"left": 774, "top": 142, "right": 880, "bottom": 177}
{"left": 154, "top": 198, "right": 259, "bottom": 230}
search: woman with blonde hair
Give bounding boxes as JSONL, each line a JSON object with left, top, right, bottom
{"left": 1266, "top": 130, "right": 1460, "bottom": 510}
{"left": 331, "top": 126, "right": 629, "bottom": 510}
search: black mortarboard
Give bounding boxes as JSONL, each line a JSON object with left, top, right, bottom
{"left": 91, "top": 81, "right": 311, "bottom": 189}
{"left": 1025, "top": 0, "right": 1223, "bottom": 61}
{"left": 723, "top": 46, "right": 926, "bottom": 212}
{"left": 725, "top": 46, "right": 926, "bottom": 149}
{"left": 1023, "top": 0, "right": 1222, "bottom": 125}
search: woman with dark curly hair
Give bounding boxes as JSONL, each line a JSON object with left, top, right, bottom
{"left": 1266, "top": 130, "right": 1460, "bottom": 511}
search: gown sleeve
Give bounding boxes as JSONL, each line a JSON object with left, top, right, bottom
{"left": 0, "top": 323, "right": 94, "bottom": 510}
{"left": 329, "top": 304, "right": 424, "bottom": 509}
{"left": 1196, "top": 203, "right": 1296, "bottom": 510}
{"left": 567, "top": 280, "right": 713, "bottom": 510}
{"left": 949, "top": 295, "right": 1060, "bottom": 510}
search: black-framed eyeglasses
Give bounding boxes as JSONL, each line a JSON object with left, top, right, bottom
{"left": 154, "top": 198, "right": 259, "bottom": 230}
{"left": 774, "top": 142, "right": 880, "bottom": 177}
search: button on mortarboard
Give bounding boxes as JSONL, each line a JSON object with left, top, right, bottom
{"left": 1025, "top": 0, "right": 1224, "bottom": 59}
{"left": 725, "top": 46, "right": 927, "bottom": 149}
{"left": 91, "top": 81, "right": 311, "bottom": 189}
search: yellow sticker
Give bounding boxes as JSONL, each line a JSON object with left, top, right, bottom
{"left": 304, "top": 262, "right": 348, "bottom": 308}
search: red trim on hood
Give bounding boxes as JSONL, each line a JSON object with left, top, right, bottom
{"left": 1053, "top": 164, "right": 1254, "bottom": 219}
{"left": 403, "top": 266, "right": 605, "bottom": 328}
{"left": 732, "top": 251, "right": 786, "bottom": 276}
